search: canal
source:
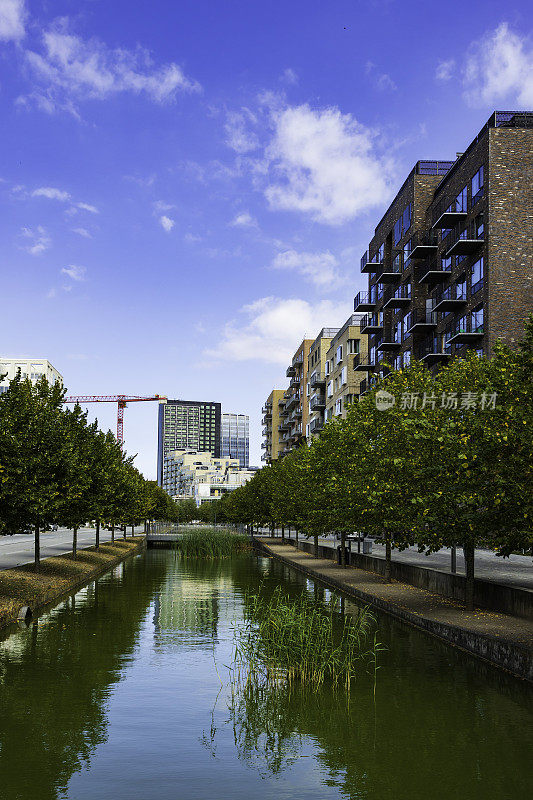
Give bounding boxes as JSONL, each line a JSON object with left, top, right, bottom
{"left": 0, "top": 545, "right": 531, "bottom": 799}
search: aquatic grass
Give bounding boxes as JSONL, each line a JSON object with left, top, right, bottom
{"left": 173, "top": 527, "right": 251, "bottom": 559}
{"left": 232, "top": 586, "right": 381, "bottom": 690}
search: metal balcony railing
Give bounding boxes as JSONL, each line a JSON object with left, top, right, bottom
{"left": 360, "top": 314, "right": 383, "bottom": 334}
{"left": 433, "top": 284, "right": 467, "bottom": 312}
{"left": 431, "top": 195, "right": 468, "bottom": 229}
{"left": 418, "top": 256, "right": 453, "bottom": 285}
{"left": 448, "top": 313, "right": 484, "bottom": 344}
{"left": 361, "top": 251, "right": 384, "bottom": 273}
{"left": 406, "top": 309, "right": 438, "bottom": 335}
{"left": 383, "top": 283, "right": 412, "bottom": 308}
{"left": 309, "top": 372, "right": 325, "bottom": 388}
{"left": 380, "top": 251, "right": 403, "bottom": 282}
{"left": 353, "top": 353, "right": 376, "bottom": 371}
{"left": 354, "top": 291, "right": 376, "bottom": 312}
{"left": 309, "top": 394, "right": 325, "bottom": 410}
{"left": 446, "top": 222, "right": 485, "bottom": 257}
{"left": 405, "top": 230, "right": 439, "bottom": 261}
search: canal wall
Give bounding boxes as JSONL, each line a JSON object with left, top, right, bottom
{"left": 282, "top": 537, "right": 532, "bottom": 620}
{"left": 255, "top": 538, "right": 533, "bottom": 683}
{"left": 0, "top": 537, "right": 146, "bottom": 631}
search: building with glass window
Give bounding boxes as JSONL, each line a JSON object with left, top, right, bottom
{"left": 157, "top": 400, "right": 221, "bottom": 485}
{"left": 353, "top": 111, "right": 533, "bottom": 394}
{"left": 261, "top": 389, "right": 284, "bottom": 463}
{"left": 306, "top": 328, "right": 340, "bottom": 440}
{"left": 0, "top": 358, "right": 63, "bottom": 393}
{"left": 277, "top": 339, "right": 313, "bottom": 457}
{"left": 221, "top": 413, "right": 249, "bottom": 467}
{"left": 162, "top": 449, "right": 256, "bottom": 505}
{"left": 324, "top": 316, "right": 368, "bottom": 422}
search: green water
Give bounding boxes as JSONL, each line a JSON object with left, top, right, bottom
{"left": 0, "top": 548, "right": 531, "bottom": 800}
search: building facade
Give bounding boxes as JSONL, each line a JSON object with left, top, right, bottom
{"left": 325, "top": 316, "right": 368, "bottom": 422}
{"left": 278, "top": 339, "right": 313, "bottom": 458}
{"left": 157, "top": 400, "right": 221, "bottom": 485}
{"left": 0, "top": 358, "right": 63, "bottom": 393}
{"left": 162, "top": 449, "right": 256, "bottom": 505}
{"left": 221, "top": 413, "right": 249, "bottom": 467}
{"left": 353, "top": 111, "right": 533, "bottom": 393}
{"left": 261, "top": 389, "right": 284, "bottom": 463}
{"left": 306, "top": 328, "right": 339, "bottom": 439}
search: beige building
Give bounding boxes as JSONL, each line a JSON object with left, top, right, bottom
{"left": 162, "top": 449, "right": 256, "bottom": 506}
{"left": 261, "top": 389, "right": 284, "bottom": 463}
{"left": 278, "top": 339, "right": 313, "bottom": 457}
{"left": 0, "top": 358, "right": 62, "bottom": 393}
{"left": 325, "top": 315, "right": 368, "bottom": 422}
{"left": 306, "top": 328, "right": 340, "bottom": 440}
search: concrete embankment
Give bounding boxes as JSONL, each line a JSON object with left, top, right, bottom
{"left": 0, "top": 537, "right": 146, "bottom": 630}
{"left": 255, "top": 538, "right": 533, "bottom": 683}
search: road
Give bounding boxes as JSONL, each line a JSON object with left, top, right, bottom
{"left": 0, "top": 526, "right": 144, "bottom": 571}
{"left": 259, "top": 529, "right": 533, "bottom": 592}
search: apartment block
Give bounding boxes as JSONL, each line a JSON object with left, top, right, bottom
{"left": 221, "top": 413, "right": 249, "bottom": 467}
{"left": 0, "top": 358, "right": 63, "bottom": 393}
{"left": 261, "top": 389, "right": 284, "bottom": 463}
{"left": 157, "top": 400, "right": 221, "bottom": 485}
{"left": 353, "top": 111, "right": 533, "bottom": 392}
{"left": 162, "top": 449, "right": 256, "bottom": 505}
{"left": 325, "top": 316, "right": 368, "bottom": 422}
{"left": 306, "top": 328, "right": 340, "bottom": 439}
{"left": 278, "top": 339, "right": 313, "bottom": 457}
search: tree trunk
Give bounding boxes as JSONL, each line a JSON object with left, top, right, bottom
{"left": 131, "top": 524, "right": 134, "bottom": 537}
{"left": 123, "top": 525, "right": 126, "bottom": 540}
{"left": 340, "top": 530, "right": 346, "bottom": 567}
{"left": 464, "top": 543, "right": 475, "bottom": 612}
{"left": 295, "top": 528, "right": 299, "bottom": 544}
{"left": 314, "top": 533, "right": 319, "bottom": 558}
{"left": 95, "top": 519, "right": 100, "bottom": 551}
{"left": 111, "top": 524, "right": 115, "bottom": 543}
{"left": 34, "top": 524, "right": 40, "bottom": 571}
{"left": 73, "top": 526, "right": 78, "bottom": 559}
{"left": 384, "top": 536, "right": 392, "bottom": 583}
{"left": 281, "top": 525, "right": 285, "bottom": 541}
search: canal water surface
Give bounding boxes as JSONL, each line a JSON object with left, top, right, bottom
{"left": 0, "top": 547, "right": 531, "bottom": 800}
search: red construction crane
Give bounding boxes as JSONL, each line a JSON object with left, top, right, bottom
{"left": 63, "top": 395, "right": 167, "bottom": 445}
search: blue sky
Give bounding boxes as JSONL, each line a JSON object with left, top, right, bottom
{"left": 1, "top": 0, "right": 532, "bottom": 475}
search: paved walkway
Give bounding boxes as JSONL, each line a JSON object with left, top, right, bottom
{"left": 257, "top": 539, "right": 533, "bottom": 681}
{"left": 0, "top": 527, "right": 144, "bottom": 571}
{"left": 257, "top": 529, "right": 533, "bottom": 592}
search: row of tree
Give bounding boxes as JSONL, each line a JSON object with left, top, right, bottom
{"left": 210, "top": 319, "right": 533, "bottom": 611}
{"left": 0, "top": 373, "right": 178, "bottom": 567}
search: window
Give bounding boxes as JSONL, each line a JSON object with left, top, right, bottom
{"left": 456, "top": 276, "right": 467, "bottom": 300}
{"left": 335, "top": 398, "right": 342, "bottom": 416}
{"left": 393, "top": 216, "right": 402, "bottom": 245}
{"left": 472, "top": 305, "right": 484, "bottom": 332}
{"left": 403, "top": 237, "right": 412, "bottom": 261}
{"left": 456, "top": 186, "right": 467, "bottom": 213}
{"left": 475, "top": 214, "right": 484, "bottom": 239}
{"left": 340, "top": 366, "right": 347, "bottom": 385}
{"left": 471, "top": 166, "right": 484, "bottom": 205}
{"left": 336, "top": 345, "right": 343, "bottom": 365}
{"left": 327, "top": 381, "right": 333, "bottom": 398}
{"left": 442, "top": 255, "right": 452, "bottom": 272}
{"left": 402, "top": 202, "right": 412, "bottom": 234}
{"left": 471, "top": 257, "right": 483, "bottom": 294}
{"left": 347, "top": 338, "right": 360, "bottom": 354}
{"left": 325, "top": 360, "right": 330, "bottom": 376}
{"left": 403, "top": 350, "right": 411, "bottom": 367}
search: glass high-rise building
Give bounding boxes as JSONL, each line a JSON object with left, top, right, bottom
{"left": 157, "top": 400, "right": 221, "bottom": 485}
{"left": 221, "top": 413, "right": 249, "bottom": 467}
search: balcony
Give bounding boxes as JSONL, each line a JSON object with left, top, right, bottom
{"left": 359, "top": 378, "right": 368, "bottom": 396}
{"left": 416, "top": 337, "right": 450, "bottom": 365}
{"left": 353, "top": 291, "right": 376, "bottom": 312}
{"left": 383, "top": 284, "right": 412, "bottom": 309}
{"left": 309, "top": 393, "right": 326, "bottom": 411}
{"left": 406, "top": 310, "right": 438, "bottom": 335}
{"left": 285, "top": 393, "right": 300, "bottom": 411}
{"left": 406, "top": 231, "right": 438, "bottom": 261}
{"left": 433, "top": 285, "right": 467, "bottom": 312}
{"left": 361, "top": 250, "right": 383, "bottom": 274}
{"left": 379, "top": 252, "right": 403, "bottom": 283}
{"left": 278, "top": 421, "right": 289, "bottom": 432}
{"left": 293, "top": 353, "right": 304, "bottom": 366}
{"left": 360, "top": 313, "right": 383, "bottom": 334}
{"left": 310, "top": 372, "right": 325, "bottom": 389}
{"left": 448, "top": 315, "right": 484, "bottom": 345}
{"left": 286, "top": 365, "right": 296, "bottom": 377}
{"left": 377, "top": 330, "right": 401, "bottom": 352}
{"left": 309, "top": 418, "right": 324, "bottom": 434}
{"left": 418, "top": 257, "right": 453, "bottom": 286}
{"left": 431, "top": 196, "right": 468, "bottom": 229}
{"left": 446, "top": 223, "right": 484, "bottom": 257}
{"left": 261, "top": 404, "right": 271, "bottom": 414}
{"left": 289, "top": 376, "right": 300, "bottom": 389}
{"left": 353, "top": 353, "right": 376, "bottom": 371}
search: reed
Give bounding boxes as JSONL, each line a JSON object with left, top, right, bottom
{"left": 233, "top": 586, "right": 381, "bottom": 690}
{"left": 174, "top": 526, "right": 251, "bottom": 559}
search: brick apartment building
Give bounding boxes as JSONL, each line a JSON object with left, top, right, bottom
{"left": 353, "top": 111, "right": 533, "bottom": 393}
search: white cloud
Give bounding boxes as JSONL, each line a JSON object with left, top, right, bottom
{"left": 230, "top": 211, "right": 258, "bottom": 228}
{"left": 21, "top": 225, "right": 51, "bottom": 255}
{"left": 435, "top": 59, "right": 455, "bottom": 82}
{"left": 264, "top": 104, "right": 393, "bottom": 225}
{"left": 365, "top": 61, "right": 397, "bottom": 92}
{"left": 225, "top": 109, "right": 259, "bottom": 153}
{"left": 271, "top": 249, "right": 344, "bottom": 289}
{"left": 463, "top": 23, "right": 533, "bottom": 107}
{"left": 21, "top": 22, "right": 201, "bottom": 114}
{"left": 205, "top": 295, "right": 352, "bottom": 365}
{"left": 72, "top": 227, "right": 91, "bottom": 238}
{"left": 32, "top": 186, "right": 71, "bottom": 201}
{"left": 0, "top": 0, "right": 26, "bottom": 42}
{"left": 184, "top": 232, "right": 201, "bottom": 243}
{"left": 61, "top": 264, "right": 86, "bottom": 281}
{"left": 280, "top": 68, "right": 298, "bottom": 85}
{"left": 66, "top": 201, "right": 99, "bottom": 216}
{"left": 159, "top": 215, "right": 175, "bottom": 232}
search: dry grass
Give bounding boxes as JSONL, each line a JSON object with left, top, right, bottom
{"left": 0, "top": 538, "right": 144, "bottom": 629}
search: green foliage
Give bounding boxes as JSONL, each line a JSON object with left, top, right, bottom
{"left": 173, "top": 526, "right": 250, "bottom": 558}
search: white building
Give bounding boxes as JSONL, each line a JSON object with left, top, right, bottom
{"left": 0, "top": 358, "right": 63, "bottom": 394}
{"left": 162, "top": 449, "right": 257, "bottom": 506}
